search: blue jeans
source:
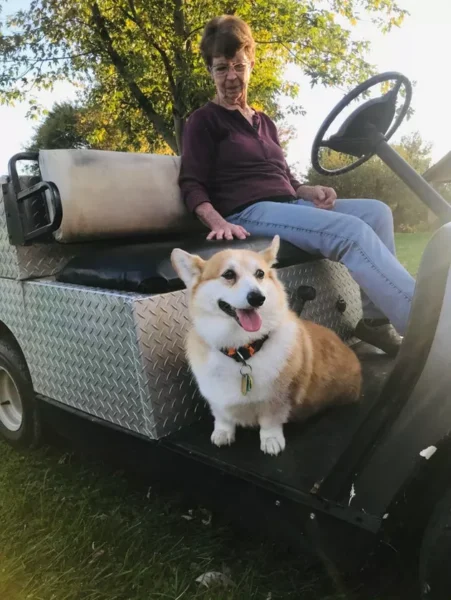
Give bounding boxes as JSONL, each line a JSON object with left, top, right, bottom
{"left": 226, "top": 199, "right": 415, "bottom": 335}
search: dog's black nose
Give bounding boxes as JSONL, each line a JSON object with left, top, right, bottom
{"left": 247, "top": 290, "right": 266, "bottom": 308}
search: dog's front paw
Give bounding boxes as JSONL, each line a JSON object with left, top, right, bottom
{"left": 260, "top": 429, "right": 286, "bottom": 456}
{"left": 211, "top": 428, "right": 235, "bottom": 447}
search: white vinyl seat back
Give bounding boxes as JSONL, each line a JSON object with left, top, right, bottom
{"left": 38, "top": 149, "right": 200, "bottom": 243}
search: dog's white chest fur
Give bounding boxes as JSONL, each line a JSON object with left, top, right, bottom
{"left": 188, "top": 320, "right": 297, "bottom": 425}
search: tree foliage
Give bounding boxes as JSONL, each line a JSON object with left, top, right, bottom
{"left": 26, "top": 102, "right": 89, "bottom": 151}
{"left": 305, "top": 131, "right": 444, "bottom": 232}
{"left": 25, "top": 97, "right": 174, "bottom": 154}
{"left": 1, "top": 0, "right": 407, "bottom": 154}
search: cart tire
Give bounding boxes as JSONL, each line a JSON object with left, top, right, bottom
{"left": 0, "top": 335, "right": 41, "bottom": 449}
{"left": 419, "top": 487, "right": 451, "bottom": 599}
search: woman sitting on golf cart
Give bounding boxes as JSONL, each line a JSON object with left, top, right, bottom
{"left": 179, "top": 15, "right": 416, "bottom": 356}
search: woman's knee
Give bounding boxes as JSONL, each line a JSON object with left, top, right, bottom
{"left": 364, "top": 199, "right": 394, "bottom": 230}
{"left": 316, "top": 214, "right": 375, "bottom": 262}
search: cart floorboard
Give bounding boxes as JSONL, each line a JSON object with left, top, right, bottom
{"left": 164, "top": 342, "right": 395, "bottom": 495}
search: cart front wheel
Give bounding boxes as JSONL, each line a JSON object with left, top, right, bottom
{"left": 0, "top": 336, "right": 41, "bottom": 450}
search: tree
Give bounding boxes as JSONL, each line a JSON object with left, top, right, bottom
{"left": 26, "top": 102, "right": 90, "bottom": 151}
{"left": 26, "top": 96, "right": 172, "bottom": 154}
{"left": 304, "top": 132, "right": 436, "bottom": 232}
{"left": 0, "top": 0, "right": 407, "bottom": 154}
{"left": 80, "top": 83, "right": 175, "bottom": 154}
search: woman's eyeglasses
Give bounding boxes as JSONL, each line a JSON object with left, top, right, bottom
{"left": 210, "top": 62, "right": 250, "bottom": 77}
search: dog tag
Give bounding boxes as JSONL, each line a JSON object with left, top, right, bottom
{"left": 241, "top": 373, "right": 254, "bottom": 395}
{"left": 240, "top": 365, "right": 253, "bottom": 396}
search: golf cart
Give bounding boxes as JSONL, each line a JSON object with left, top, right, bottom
{"left": 1, "top": 72, "right": 451, "bottom": 599}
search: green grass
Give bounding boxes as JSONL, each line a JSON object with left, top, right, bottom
{"left": 0, "top": 234, "right": 427, "bottom": 600}
{"left": 395, "top": 232, "right": 432, "bottom": 276}
{"left": 0, "top": 443, "right": 350, "bottom": 600}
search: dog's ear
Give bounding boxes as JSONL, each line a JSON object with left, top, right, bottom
{"left": 260, "top": 235, "right": 280, "bottom": 267}
{"left": 171, "top": 249, "right": 205, "bottom": 287}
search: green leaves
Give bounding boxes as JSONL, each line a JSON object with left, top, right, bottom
{"left": 25, "top": 102, "right": 90, "bottom": 150}
{"left": 1, "top": 0, "right": 407, "bottom": 154}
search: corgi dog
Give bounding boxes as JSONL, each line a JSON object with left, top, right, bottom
{"left": 171, "top": 236, "right": 362, "bottom": 456}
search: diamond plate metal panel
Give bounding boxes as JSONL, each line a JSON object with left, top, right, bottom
{"left": 278, "top": 260, "right": 362, "bottom": 342}
{"left": 0, "top": 279, "right": 26, "bottom": 333}
{"left": 22, "top": 281, "right": 148, "bottom": 435}
{"left": 0, "top": 190, "right": 19, "bottom": 279}
{"left": 0, "top": 187, "right": 101, "bottom": 281}
{"left": 0, "top": 277, "right": 149, "bottom": 435}
{"left": 15, "top": 244, "right": 80, "bottom": 280}
{"left": 133, "top": 290, "right": 207, "bottom": 439}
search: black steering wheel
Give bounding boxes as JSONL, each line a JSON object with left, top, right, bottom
{"left": 311, "top": 72, "right": 413, "bottom": 176}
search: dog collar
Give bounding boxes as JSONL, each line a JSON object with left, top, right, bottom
{"left": 221, "top": 335, "right": 269, "bottom": 364}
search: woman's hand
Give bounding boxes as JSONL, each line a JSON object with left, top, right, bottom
{"left": 297, "top": 185, "right": 337, "bottom": 210}
{"left": 194, "top": 202, "right": 250, "bottom": 240}
{"left": 207, "top": 223, "right": 250, "bottom": 240}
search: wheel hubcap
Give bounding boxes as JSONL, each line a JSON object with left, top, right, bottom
{"left": 0, "top": 367, "right": 23, "bottom": 432}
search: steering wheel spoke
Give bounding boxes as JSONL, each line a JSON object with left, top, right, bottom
{"left": 311, "top": 72, "right": 412, "bottom": 176}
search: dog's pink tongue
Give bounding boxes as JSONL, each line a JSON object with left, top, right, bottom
{"left": 236, "top": 309, "right": 262, "bottom": 332}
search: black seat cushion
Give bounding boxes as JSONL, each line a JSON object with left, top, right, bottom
{"left": 57, "top": 236, "right": 320, "bottom": 294}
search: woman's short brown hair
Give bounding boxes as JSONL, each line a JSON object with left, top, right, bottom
{"left": 200, "top": 16, "right": 256, "bottom": 67}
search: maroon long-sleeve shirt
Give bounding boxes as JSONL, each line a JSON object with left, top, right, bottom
{"left": 179, "top": 101, "right": 302, "bottom": 217}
